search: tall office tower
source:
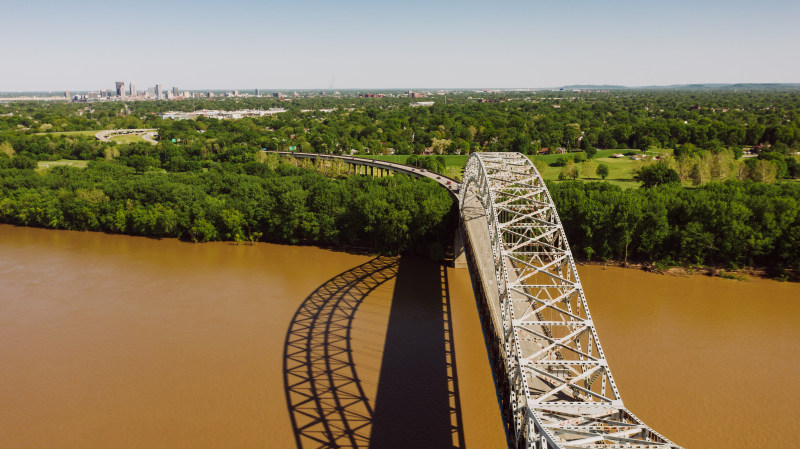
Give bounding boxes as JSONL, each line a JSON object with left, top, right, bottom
{"left": 115, "top": 81, "right": 125, "bottom": 96}
{"left": 155, "top": 84, "right": 163, "bottom": 99}
{"left": 255, "top": 88, "right": 260, "bottom": 97}
{"left": 172, "top": 86, "right": 179, "bottom": 97}
{"left": 130, "top": 82, "right": 136, "bottom": 96}
{"left": 64, "top": 90, "right": 70, "bottom": 99}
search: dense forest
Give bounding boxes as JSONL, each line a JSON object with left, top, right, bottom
{"left": 0, "top": 157, "right": 455, "bottom": 257}
{"left": 0, "top": 89, "right": 798, "bottom": 276}
{"left": 550, "top": 181, "right": 800, "bottom": 277}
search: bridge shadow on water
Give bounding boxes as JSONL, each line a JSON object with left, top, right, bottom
{"left": 283, "top": 256, "right": 466, "bottom": 449}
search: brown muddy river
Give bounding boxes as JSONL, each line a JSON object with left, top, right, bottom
{"left": 0, "top": 224, "right": 797, "bottom": 448}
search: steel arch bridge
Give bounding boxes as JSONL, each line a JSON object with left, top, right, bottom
{"left": 459, "top": 152, "right": 681, "bottom": 449}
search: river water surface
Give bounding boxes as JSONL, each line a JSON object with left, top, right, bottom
{"left": 0, "top": 225, "right": 797, "bottom": 448}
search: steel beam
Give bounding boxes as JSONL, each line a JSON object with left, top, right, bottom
{"left": 459, "top": 152, "right": 681, "bottom": 449}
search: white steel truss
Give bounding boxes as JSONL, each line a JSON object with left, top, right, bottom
{"left": 459, "top": 152, "right": 681, "bottom": 449}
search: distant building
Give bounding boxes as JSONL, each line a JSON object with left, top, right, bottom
{"left": 155, "top": 84, "right": 163, "bottom": 99}
{"left": 410, "top": 101, "right": 435, "bottom": 107}
{"left": 172, "top": 86, "right": 179, "bottom": 97}
{"left": 129, "top": 82, "right": 136, "bottom": 96}
{"left": 115, "top": 81, "right": 125, "bottom": 97}
{"left": 233, "top": 90, "right": 239, "bottom": 96}
{"left": 64, "top": 90, "right": 70, "bottom": 99}
{"left": 273, "top": 92, "right": 284, "bottom": 99}
{"left": 160, "top": 108, "right": 286, "bottom": 120}
{"left": 255, "top": 88, "right": 261, "bottom": 97}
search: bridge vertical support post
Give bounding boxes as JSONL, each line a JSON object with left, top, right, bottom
{"left": 452, "top": 228, "right": 468, "bottom": 269}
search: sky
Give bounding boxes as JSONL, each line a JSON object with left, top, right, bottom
{"left": 2, "top": 0, "right": 799, "bottom": 91}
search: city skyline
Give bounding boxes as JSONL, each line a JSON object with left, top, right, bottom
{"left": 3, "top": 0, "right": 799, "bottom": 91}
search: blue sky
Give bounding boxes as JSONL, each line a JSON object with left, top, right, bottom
{"left": 2, "top": 0, "right": 798, "bottom": 91}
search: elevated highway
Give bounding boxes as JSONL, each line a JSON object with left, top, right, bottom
{"left": 276, "top": 151, "right": 682, "bottom": 449}
{"left": 272, "top": 151, "right": 460, "bottom": 200}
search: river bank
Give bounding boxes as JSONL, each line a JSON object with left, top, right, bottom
{"left": 577, "top": 259, "right": 797, "bottom": 282}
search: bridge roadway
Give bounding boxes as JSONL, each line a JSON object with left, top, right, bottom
{"left": 274, "top": 151, "right": 681, "bottom": 449}
{"left": 271, "top": 151, "right": 461, "bottom": 200}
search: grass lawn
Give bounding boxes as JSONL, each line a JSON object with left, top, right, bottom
{"left": 529, "top": 149, "right": 658, "bottom": 189}
{"left": 110, "top": 134, "right": 146, "bottom": 144}
{"left": 36, "top": 159, "right": 89, "bottom": 171}
{"left": 359, "top": 151, "right": 650, "bottom": 188}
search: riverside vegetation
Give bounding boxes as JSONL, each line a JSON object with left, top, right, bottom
{"left": 0, "top": 88, "right": 799, "bottom": 276}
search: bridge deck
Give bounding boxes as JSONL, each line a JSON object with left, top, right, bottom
{"left": 271, "top": 152, "right": 461, "bottom": 200}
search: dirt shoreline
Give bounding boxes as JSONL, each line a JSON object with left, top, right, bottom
{"left": 574, "top": 259, "right": 795, "bottom": 282}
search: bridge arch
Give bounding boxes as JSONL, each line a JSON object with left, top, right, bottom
{"left": 459, "top": 152, "right": 680, "bottom": 449}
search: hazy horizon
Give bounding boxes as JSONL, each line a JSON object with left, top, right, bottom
{"left": 4, "top": 0, "right": 799, "bottom": 91}
{"left": 5, "top": 83, "right": 800, "bottom": 95}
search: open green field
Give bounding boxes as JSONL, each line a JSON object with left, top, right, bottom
{"left": 534, "top": 149, "right": 673, "bottom": 188}
{"left": 110, "top": 134, "right": 147, "bottom": 144}
{"left": 354, "top": 150, "right": 674, "bottom": 188}
{"left": 362, "top": 151, "right": 650, "bottom": 187}
{"left": 36, "top": 159, "right": 89, "bottom": 171}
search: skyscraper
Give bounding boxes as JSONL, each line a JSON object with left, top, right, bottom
{"left": 130, "top": 82, "right": 136, "bottom": 96}
{"left": 255, "top": 88, "right": 261, "bottom": 97}
{"left": 115, "top": 81, "right": 125, "bottom": 97}
{"left": 155, "top": 84, "right": 163, "bottom": 99}
{"left": 172, "top": 86, "right": 179, "bottom": 97}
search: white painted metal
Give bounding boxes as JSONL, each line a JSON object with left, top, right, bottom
{"left": 459, "top": 152, "right": 681, "bottom": 449}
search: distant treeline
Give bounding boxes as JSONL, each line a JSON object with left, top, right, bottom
{"left": 3, "top": 89, "right": 800, "bottom": 157}
{"left": 0, "top": 159, "right": 455, "bottom": 257}
{"left": 549, "top": 180, "right": 800, "bottom": 276}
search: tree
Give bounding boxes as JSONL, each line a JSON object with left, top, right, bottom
{"left": 0, "top": 141, "right": 14, "bottom": 157}
{"left": 552, "top": 155, "right": 569, "bottom": 167}
{"left": 596, "top": 163, "right": 609, "bottom": 180}
{"left": 581, "top": 159, "right": 597, "bottom": 179}
{"left": 633, "top": 162, "right": 680, "bottom": 188}
{"left": 750, "top": 159, "right": 777, "bottom": 183}
{"left": 431, "top": 137, "right": 451, "bottom": 155}
{"left": 563, "top": 160, "right": 579, "bottom": 180}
